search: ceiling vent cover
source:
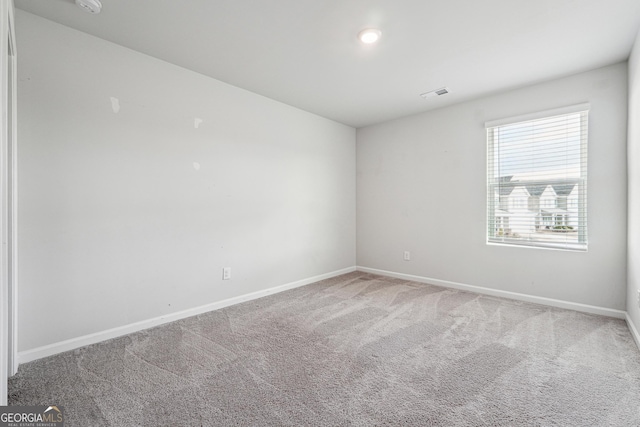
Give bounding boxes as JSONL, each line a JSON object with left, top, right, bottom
{"left": 420, "top": 87, "right": 450, "bottom": 99}
{"left": 76, "top": 0, "right": 102, "bottom": 14}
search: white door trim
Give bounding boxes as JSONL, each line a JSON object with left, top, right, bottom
{"left": 8, "top": 0, "right": 17, "bottom": 377}
{"left": 0, "top": 0, "right": 16, "bottom": 405}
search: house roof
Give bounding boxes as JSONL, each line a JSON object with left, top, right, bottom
{"left": 541, "top": 208, "right": 570, "bottom": 214}
{"left": 552, "top": 183, "right": 577, "bottom": 196}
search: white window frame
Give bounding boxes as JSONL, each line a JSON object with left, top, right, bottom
{"left": 486, "top": 104, "right": 589, "bottom": 251}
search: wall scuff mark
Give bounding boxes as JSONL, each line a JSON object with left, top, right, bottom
{"left": 110, "top": 97, "right": 120, "bottom": 113}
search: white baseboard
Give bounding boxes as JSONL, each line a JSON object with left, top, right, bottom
{"left": 18, "top": 266, "right": 356, "bottom": 365}
{"left": 627, "top": 313, "right": 640, "bottom": 351}
{"left": 357, "top": 266, "right": 627, "bottom": 319}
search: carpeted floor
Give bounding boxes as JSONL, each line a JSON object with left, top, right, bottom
{"left": 8, "top": 272, "right": 640, "bottom": 426}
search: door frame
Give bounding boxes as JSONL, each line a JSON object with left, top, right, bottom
{"left": 8, "top": 0, "right": 17, "bottom": 378}
{"left": 0, "top": 0, "right": 17, "bottom": 406}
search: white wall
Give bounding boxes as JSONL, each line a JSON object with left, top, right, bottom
{"left": 16, "top": 11, "right": 356, "bottom": 353}
{"left": 357, "top": 63, "right": 628, "bottom": 311}
{"left": 628, "top": 29, "right": 640, "bottom": 342}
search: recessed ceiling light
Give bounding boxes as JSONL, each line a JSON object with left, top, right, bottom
{"left": 76, "top": 0, "right": 102, "bottom": 14}
{"left": 358, "top": 28, "right": 382, "bottom": 44}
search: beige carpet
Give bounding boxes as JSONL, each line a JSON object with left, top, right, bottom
{"left": 8, "top": 272, "right": 640, "bottom": 426}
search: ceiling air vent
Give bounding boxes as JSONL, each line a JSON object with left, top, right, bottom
{"left": 420, "top": 87, "right": 450, "bottom": 99}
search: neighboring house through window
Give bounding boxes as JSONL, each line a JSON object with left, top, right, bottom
{"left": 486, "top": 104, "right": 588, "bottom": 250}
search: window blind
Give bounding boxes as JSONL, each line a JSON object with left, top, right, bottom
{"left": 486, "top": 105, "right": 588, "bottom": 251}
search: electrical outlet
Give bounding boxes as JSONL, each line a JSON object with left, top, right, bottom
{"left": 222, "top": 267, "right": 231, "bottom": 280}
{"left": 403, "top": 251, "right": 411, "bottom": 261}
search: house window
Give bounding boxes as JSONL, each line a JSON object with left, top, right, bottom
{"left": 486, "top": 104, "right": 588, "bottom": 250}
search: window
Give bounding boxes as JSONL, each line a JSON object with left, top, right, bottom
{"left": 486, "top": 104, "right": 588, "bottom": 250}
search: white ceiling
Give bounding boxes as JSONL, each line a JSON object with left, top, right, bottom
{"left": 15, "top": 0, "right": 640, "bottom": 128}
